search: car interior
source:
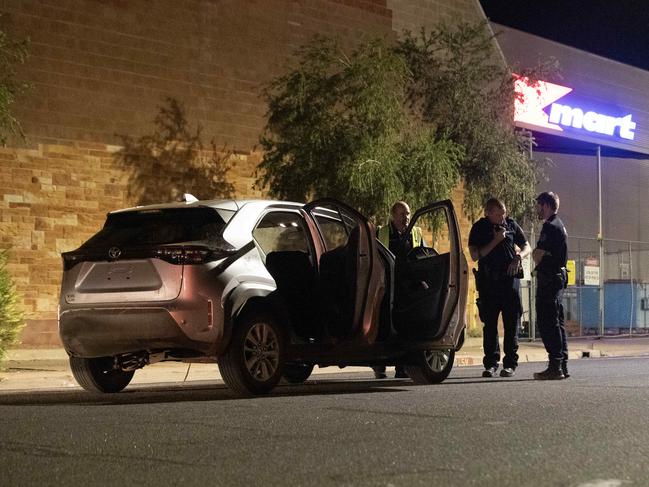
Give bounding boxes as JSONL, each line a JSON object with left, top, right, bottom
{"left": 264, "top": 249, "right": 321, "bottom": 340}
{"left": 259, "top": 207, "right": 452, "bottom": 346}
{"left": 264, "top": 227, "right": 360, "bottom": 342}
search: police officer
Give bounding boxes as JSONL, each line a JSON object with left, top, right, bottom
{"left": 373, "top": 201, "right": 424, "bottom": 379}
{"left": 532, "top": 192, "right": 569, "bottom": 380}
{"left": 468, "top": 198, "right": 531, "bottom": 378}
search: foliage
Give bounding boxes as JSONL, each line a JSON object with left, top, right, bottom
{"left": 0, "top": 249, "right": 25, "bottom": 366}
{"left": 257, "top": 36, "right": 463, "bottom": 222}
{"left": 258, "top": 22, "right": 556, "bottom": 222}
{"left": 396, "top": 22, "right": 556, "bottom": 219}
{"left": 0, "top": 20, "right": 30, "bottom": 146}
{"left": 467, "top": 325, "right": 483, "bottom": 338}
{"left": 116, "top": 98, "right": 235, "bottom": 206}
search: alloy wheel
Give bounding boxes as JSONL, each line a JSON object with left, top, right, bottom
{"left": 424, "top": 349, "right": 450, "bottom": 372}
{"left": 243, "top": 321, "right": 280, "bottom": 381}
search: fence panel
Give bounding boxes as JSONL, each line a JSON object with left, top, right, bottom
{"left": 519, "top": 236, "right": 649, "bottom": 338}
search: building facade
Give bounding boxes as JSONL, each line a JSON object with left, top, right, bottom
{"left": 497, "top": 24, "right": 649, "bottom": 336}
{"left": 0, "top": 0, "right": 487, "bottom": 346}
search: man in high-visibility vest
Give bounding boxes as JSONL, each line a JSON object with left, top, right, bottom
{"left": 373, "top": 201, "right": 424, "bottom": 379}
{"left": 377, "top": 201, "right": 424, "bottom": 261}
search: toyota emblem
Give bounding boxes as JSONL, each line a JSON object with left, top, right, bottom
{"left": 108, "top": 247, "right": 122, "bottom": 260}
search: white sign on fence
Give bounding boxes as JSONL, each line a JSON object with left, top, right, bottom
{"left": 583, "top": 265, "right": 600, "bottom": 286}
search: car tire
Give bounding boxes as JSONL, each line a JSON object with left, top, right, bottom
{"left": 69, "top": 356, "right": 134, "bottom": 393}
{"left": 405, "top": 349, "right": 455, "bottom": 384}
{"left": 218, "top": 310, "right": 285, "bottom": 396}
{"left": 282, "top": 363, "right": 314, "bottom": 384}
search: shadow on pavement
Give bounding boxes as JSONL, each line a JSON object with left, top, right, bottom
{"left": 0, "top": 379, "right": 412, "bottom": 406}
{"left": 0, "top": 372, "right": 546, "bottom": 406}
{"left": 444, "top": 378, "right": 537, "bottom": 385}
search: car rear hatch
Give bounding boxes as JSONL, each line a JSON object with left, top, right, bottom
{"left": 61, "top": 206, "right": 234, "bottom": 305}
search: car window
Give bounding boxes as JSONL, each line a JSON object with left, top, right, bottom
{"left": 315, "top": 216, "right": 348, "bottom": 250}
{"left": 81, "top": 208, "right": 227, "bottom": 248}
{"left": 415, "top": 207, "right": 451, "bottom": 255}
{"left": 311, "top": 205, "right": 357, "bottom": 251}
{"left": 253, "top": 211, "right": 309, "bottom": 255}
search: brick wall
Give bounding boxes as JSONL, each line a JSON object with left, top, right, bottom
{"left": 0, "top": 141, "right": 265, "bottom": 346}
{"left": 0, "top": 0, "right": 485, "bottom": 346}
{"left": 388, "top": 0, "right": 485, "bottom": 34}
{"left": 0, "top": 0, "right": 394, "bottom": 149}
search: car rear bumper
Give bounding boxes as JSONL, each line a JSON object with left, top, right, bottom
{"left": 59, "top": 307, "right": 208, "bottom": 358}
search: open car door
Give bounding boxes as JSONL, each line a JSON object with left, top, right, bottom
{"left": 303, "top": 199, "right": 385, "bottom": 344}
{"left": 392, "top": 199, "right": 464, "bottom": 342}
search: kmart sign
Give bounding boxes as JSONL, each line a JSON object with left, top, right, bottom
{"left": 514, "top": 76, "right": 637, "bottom": 141}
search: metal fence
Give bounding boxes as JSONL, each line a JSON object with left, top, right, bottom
{"left": 520, "top": 236, "right": 649, "bottom": 339}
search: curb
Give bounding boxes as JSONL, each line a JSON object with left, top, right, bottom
{"left": 5, "top": 349, "right": 68, "bottom": 361}
{"left": 1, "top": 346, "right": 647, "bottom": 392}
{"left": 0, "top": 346, "right": 625, "bottom": 366}
{"left": 3, "top": 342, "right": 648, "bottom": 393}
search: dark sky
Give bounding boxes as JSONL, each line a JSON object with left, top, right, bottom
{"left": 480, "top": 0, "right": 649, "bottom": 70}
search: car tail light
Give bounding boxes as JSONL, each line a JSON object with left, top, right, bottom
{"left": 62, "top": 245, "right": 234, "bottom": 270}
{"left": 152, "top": 246, "right": 224, "bottom": 265}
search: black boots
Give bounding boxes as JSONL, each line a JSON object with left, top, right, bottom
{"left": 482, "top": 366, "right": 498, "bottom": 378}
{"left": 533, "top": 362, "right": 565, "bottom": 380}
{"left": 562, "top": 362, "right": 570, "bottom": 378}
{"left": 500, "top": 367, "right": 515, "bottom": 377}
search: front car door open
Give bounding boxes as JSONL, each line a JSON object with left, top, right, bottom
{"left": 392, "top": 199, "right": 466, "bottom": 343}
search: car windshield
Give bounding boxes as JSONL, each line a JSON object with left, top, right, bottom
{"left": 80, "top": 208, "right": 228, "bottom": 249}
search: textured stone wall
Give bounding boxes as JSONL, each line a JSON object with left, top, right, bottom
{"left": 0, "top": 141, "right": 265, "bottom": 346}
{"left": 0, "top": 0, "right": 485, "bottom": 346}
{"left": 0, "top": 142, "right": 124, "bottom": 345}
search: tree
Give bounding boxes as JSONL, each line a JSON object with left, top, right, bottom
{"left": 396, "top": 21, "right": 555, "bottom": 220}
{"left": 0, "top": 249, "right": 24, "bottom": 366}
{"left": 116, "top": 98, "right": 235, "bottom": 206}
{"left": 257, "top": 36, "right": 463, "bottom": 222}
{"left": 258, "top": 22, "right": 554, "bottom": 222}
{"left": 0, "top": 23, "right": 28, "bottom": 365}
{"left": 0, "top": 20, "right": 30, "bottom": 145}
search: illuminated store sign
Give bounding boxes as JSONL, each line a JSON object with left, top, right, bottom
{"left": 514, "top": 77, "right": 636, "bottom": 141}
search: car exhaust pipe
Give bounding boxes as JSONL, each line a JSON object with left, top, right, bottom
{"left": 115, "top": 352, "right": 150, "bottom": 372}
{"left": 114, "top": 350, "right": 177, "bottom": 371}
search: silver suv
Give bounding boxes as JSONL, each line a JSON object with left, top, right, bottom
{"left": 59, "top": 197, "right": 468, "bottom": 395}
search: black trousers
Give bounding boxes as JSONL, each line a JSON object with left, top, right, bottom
{"left": 478, "top": 280, "right": 521, "bottom": 370}
{"left": 536, "top": 282, "right": 568, "bottom": 367}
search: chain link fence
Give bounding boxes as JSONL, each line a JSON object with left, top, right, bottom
{"left": 520, "top": 236, "right": 649, "bottom": 338}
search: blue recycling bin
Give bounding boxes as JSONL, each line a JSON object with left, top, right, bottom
{"left": 578, "top": 282, "right": 646, "bottom": 332}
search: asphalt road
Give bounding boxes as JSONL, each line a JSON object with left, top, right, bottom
{"left": 2, "top": 357, "right": 648, "bottom": 486}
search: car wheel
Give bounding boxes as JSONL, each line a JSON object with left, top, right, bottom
{"left": 218, "top": 310, "right": 284, "bottom": 396}
{"left": 405, "top": 349, "right": 454, "bottom": 384}
{"left": 282, "top": 363, "right": 314, "bottom": 384}
{"left": 69, "top": 356, "right": 134, "bottom": 393}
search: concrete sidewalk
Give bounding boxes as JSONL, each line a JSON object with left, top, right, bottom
{"left": 2, "top": 336, "right": 649, "bottom": 392}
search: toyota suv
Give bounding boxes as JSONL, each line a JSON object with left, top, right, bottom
{"left": 59, "top": 197, "right": 468, "bottom": 396}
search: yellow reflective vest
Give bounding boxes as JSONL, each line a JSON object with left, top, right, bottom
{"left": 378, "top": 224, "right": 423, "bottom": 250}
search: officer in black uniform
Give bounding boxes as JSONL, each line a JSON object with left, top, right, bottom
{"left": 532, "top": 191, "right": 569, "bottom": 380}
{"left": 468, "top": 198, "right": 531, "bottom": 378}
